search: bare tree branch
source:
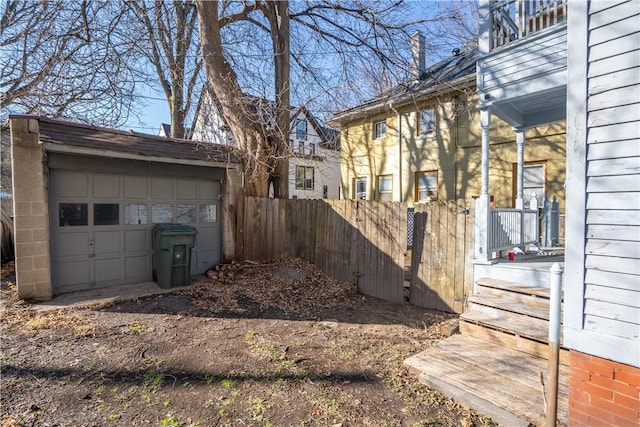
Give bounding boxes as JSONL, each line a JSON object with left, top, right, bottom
{"left": 1, "top": 0, "right": 143, "bottom": 126}
{"left": 126, "top": 0, "right": 203, "bottom": 138}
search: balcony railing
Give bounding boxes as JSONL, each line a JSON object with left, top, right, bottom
{"left": 488, "top": 208, "right": 539, "bottom": 254}
{"left": 491, "top": 0, "right": 567, "bottom": 50}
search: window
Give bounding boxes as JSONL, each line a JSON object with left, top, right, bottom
{"left": 176, "top": 204, "right": 196, "bottom": 224}
{"left": 298, "top": 141, "right": 305, "bottom": 154}
{"left": 94, "top": 203, "right": 119, "bottom": 225}
{"left": 296, "top": 120, "right": 307, "bottom": 139}
{"left": 373, "top": 120, "right": 387, "bottom": 139}
{"left": 418, "top": 108, "right": 435, "bottom": 136}
{"left": 124, "top": 203, "right": 147, "bottom": 225}
{"left": 152, "top": 204, "right": 173, "bottom": 223}
{"left": 296, "top": 166, "right": 314, "bottom": 190}
{"left": 323, "top": 185, "right": 328, "bottom": 199}
{"left": 377, "top": 175, "right": 393, "bottom": 202}
{"left": 308, "top": 143, "right": 316, "bottom": 155}
{"left": 354, "top": 178, "right": 367, "bottom": 200}
{"left": 523, "top": 163, "right": 545, "bottom": 208}
{"left": 199, "top": 204, "right": 217, "bottom": 223}
{"left": 416, "top": 171, "right": 438, "bottom": 201}
{"left": 59, "top": 203, "right": 88, "bottom": 226}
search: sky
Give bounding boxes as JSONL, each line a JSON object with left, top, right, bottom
{"left": 127, "top": 90, "right": 172, "bottom": 136}
{"left": 125, "top": 0, "right": 476, "bottom": 137}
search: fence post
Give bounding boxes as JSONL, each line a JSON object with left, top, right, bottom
{"left": 547, "top": 262, "right": 563, "bottom": 427}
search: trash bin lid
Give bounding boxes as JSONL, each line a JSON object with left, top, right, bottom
{"left": 153, "top": 223, "right": 198, "bottom": 235}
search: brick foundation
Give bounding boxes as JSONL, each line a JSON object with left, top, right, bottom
{"left": 569, "top": 351, "right": 640, "bottom": 426}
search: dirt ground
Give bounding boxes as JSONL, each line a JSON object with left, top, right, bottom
{"left": 1, "top": 258, "right": 496, "bottom": 427}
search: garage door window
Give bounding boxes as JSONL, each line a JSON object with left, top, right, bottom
{"left": 124, "top": 203, "right": 147, "bottom": 225}
{"left": 177, "top": 204, "right": 196, "bottom": 224}
{"left": 94, "top": 203, "right": 119, "bottom": 225}
{"left": 59, "top": 203, "right": 88, "bottom": 226}
{"left": 199, "top": 204, "right": 217, "bottom": 223}
{"left": 152, "top": 204, "right": 172, "bottom": 223}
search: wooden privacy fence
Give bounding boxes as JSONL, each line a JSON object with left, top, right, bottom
{"left": 238, "top": 197, "right": 475, "bottom": 312}
{"left": 410, "top": 200, "right": 475, "bottom": 313}
{"left": 239, "top": 197, "right": 407, "bottom": 303}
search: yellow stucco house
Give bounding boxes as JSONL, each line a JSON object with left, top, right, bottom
{"left": 330, "top": 43, "right": 566, "bottom": 216}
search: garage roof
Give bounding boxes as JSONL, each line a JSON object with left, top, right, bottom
{"left": 13, "top": 116, "right": 241, "bottom": 165}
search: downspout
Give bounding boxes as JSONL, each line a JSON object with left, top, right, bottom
{"left": 389, "top": 103, "right": 402, "bottom": 202}
{"left": 398, "top": 110, "right": 403, "bottom": 202}
{"left": 547, "top": 263, "right": 563, "bottom": 427}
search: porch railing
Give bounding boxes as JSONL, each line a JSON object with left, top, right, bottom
{"left": 491, "top": 0, "right": 567, "bottom": 50}
{"left": 488, "top": 208, "right": 539, "bottom": 254}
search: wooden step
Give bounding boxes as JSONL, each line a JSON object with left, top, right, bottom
{"left": 476, "top": 277, "right": 551, "bottom": 299}
{"left": 459, "top": 320, "right": 570, "bottom": 365}
{"left": 404, "top": 334, "right": 568, "bottom": 427}
{"left": 475, "top": 285, "right": 552, "bottom": 310}
{"left": 460, "top": 309, "right": 550, "bottom": 342}
{"left": 468, "top": 293, "right": 551, "bottom": 320}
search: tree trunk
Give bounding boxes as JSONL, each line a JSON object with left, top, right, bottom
{"left": 267, "top": 0, "right": 290, "bottom": 199}
{"left": 169, "top": 96, "right": 185, "bottom": 139}
{"left": 197, "top": 0, "right": 291, "bottom": 198}
{"left": 196, "top": 0, "right": 272, "bottom": 197}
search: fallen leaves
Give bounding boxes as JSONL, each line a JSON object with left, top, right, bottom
{"left": 193, "top": 257, "right": 359, "bottom": 319}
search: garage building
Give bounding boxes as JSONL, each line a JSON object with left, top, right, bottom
{"left": 10, "top": 116, "right": 242, "bottom": 300}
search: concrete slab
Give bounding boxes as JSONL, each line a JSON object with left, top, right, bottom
{"left": 35, "top": 276, "right": 211, "bottom": 312}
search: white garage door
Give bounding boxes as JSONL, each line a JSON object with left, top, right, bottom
{"left": 51, "top": 170, "right": 221, "bottom": 294}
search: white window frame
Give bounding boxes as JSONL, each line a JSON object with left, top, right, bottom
{"left": 416, "top": 171, "right": 438, "bottom": 202}
{"left": 295, "top": 166, "right": 314, "bottom": 190}
{"left": 354, "top": 177, "right": 367, "bottom": 200}
{"left": 296, "top": 120, "right": 307, "bottom": 140}
{"left": 418, "top": 108, "right": 435, "bottom": 136}
{"left": 373, "top": 120, "right": 387, "bottom": 139}
{"left": 523, "top": 163, "right": 545, "bottom": 208}
{"left": 377, "top": 175, "right": 393, "bottom": 202}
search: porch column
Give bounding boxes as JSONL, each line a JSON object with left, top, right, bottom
{"left": 515, "top": 128, "right": 525, "bottom": 209}
{"left": 475, "top": 107, "right": 492, "bottom": 263}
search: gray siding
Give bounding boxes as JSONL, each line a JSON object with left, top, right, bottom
{"left": 584, "top": 0, "right": 640, "bottom": 345}
{"left": 479, "top": 26, "right": 567, "bottom": 92}
{"left": 49, "top": 155, "right": 223, "bottom": 294}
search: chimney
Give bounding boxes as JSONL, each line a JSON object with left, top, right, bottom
{"left": 411, "top": 31, "right": 426, "bottom": 80}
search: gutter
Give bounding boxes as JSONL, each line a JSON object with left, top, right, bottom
{"left": 331, "top": 74, "right": 476, "bottom": 125}
{"left": 42, "top": 143, "right": 241, "bottom": 171}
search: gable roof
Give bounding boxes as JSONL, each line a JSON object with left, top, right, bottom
{"left": 13, "top": 116, "right": 241, "bottom": 165}
{"left": 291, "top": 105, "right": 340, "bottom": 149}
{"left": 159, "top": 123, "right": 171, "bottom": 137}
{"left": 331, "top": 48, "right": 478, "bottom": 124}
{"left": 191, "top": 85, "right": 339, "bottom": 147}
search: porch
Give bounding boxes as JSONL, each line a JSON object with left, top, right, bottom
{"left": 406, "top": 2, "right": 569, "bottom": 425}
{"left": 406, "top": 251, "right": 567, "bottom": 426}
{"left": 475, "top": 0, "right": 568, "bottom": 264}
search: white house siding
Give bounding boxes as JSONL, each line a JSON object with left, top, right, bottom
{"left": 479, "top": 26, "right": 567, "bottom": 93}
{"left": 565, "top": 0, "right": 640, "bottom": 367}
{"left": 288, "top": 147, "right": 340, "bottom": 200}
{"left": 190, "top": 93, "right": 340, "bottom": 200}
{"left": 189, "top": 96, "right": 234, "bottom": 145}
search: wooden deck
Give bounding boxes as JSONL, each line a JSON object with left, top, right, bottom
{"left": 405, "top": 334, "right": 568, "bottom": 427}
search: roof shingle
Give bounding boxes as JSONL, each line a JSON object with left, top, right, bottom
{"left": 16, "top": 116, "right": 241, "bottom": 164}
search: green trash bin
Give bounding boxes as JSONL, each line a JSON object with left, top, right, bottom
{"left": 153, "top": 224, "right": 197, "bottom": 288}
